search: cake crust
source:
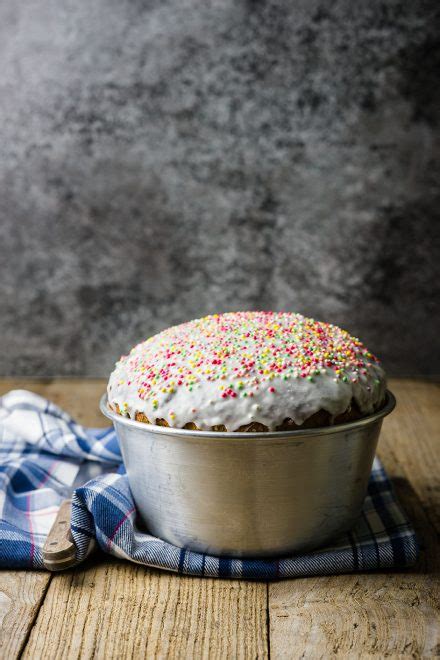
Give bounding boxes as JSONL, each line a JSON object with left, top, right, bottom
{"left": 110, "top": 399, "right": 369, "bottom": 431}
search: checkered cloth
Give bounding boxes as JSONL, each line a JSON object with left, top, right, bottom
{"left": 0, "top": 390, "right": 418, "bottom": 578}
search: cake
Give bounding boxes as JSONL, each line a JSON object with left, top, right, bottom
{"left": 107, "top": 311, "right": 386, "bottom": 431}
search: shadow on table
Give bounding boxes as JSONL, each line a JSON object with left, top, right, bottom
{"left": 389, "top": 476, "right": 439, "bottom": 576}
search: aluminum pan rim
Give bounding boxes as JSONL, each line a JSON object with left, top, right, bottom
{"left": 100, "top": 389, "right": 396, "bottom": 440}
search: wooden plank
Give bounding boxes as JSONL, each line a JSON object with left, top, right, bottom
{"left": 3, "top": 377, "right": 439, "bottom": 658}
{"left": 35, "top": 379, "right": 107, "bottom": 427}
{"left": 269, "top": 379, "right": 440, "bottom": 658}
{"left": 22, "top": 560, "right": 268, "bottom": 659}
{"left": 0, "top": 378, "right": 107, "bottom": 427}
{"left": 0, "top": 572, "right": 50, "bottom": 659}
{"left": 0, "top": 381, "right": 54, "bottom": 658}
{"left": 0, "top": 379, "right": 106, "bottom": 659}
{"left": 4, "top": 379, "right": 267, "bottom": 659}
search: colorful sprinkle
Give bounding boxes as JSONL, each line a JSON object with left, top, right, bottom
{"left": 111, "top": 311, "right": 381, "bottom": 416}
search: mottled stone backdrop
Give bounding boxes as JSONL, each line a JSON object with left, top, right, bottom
{"left": 1, "top": 0, "right": 439, "bottom": 376}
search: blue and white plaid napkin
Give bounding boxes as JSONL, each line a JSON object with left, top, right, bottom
{"left": 0, "top": 390, "right": 418, "bottom": 579}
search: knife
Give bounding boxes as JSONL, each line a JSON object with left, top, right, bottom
{"left": 42, "top": 461, "right": 119, "bottom": 572}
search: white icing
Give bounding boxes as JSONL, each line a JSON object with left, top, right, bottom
{"left": 107, "top": 312, "right": 387, "bottom": 431}
{"left": 109, "top": 364, "right": 386, "bottom": 430}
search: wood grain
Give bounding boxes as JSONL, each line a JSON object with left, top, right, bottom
{"left": 269, "top": 379, "right": 440, "bottom": 658}
{"left": 42, "top": 500, "right": 77, "bottom": 571}
{"left": 1, "top": 378, "right": 439, "bottom": 658}
{"left": 0, "top": 572, "right": 50, "bottom": 659}
{"left": 0, "top": 381, "right": 55, "bottom": 659}
{"left": 0, "top": 378, "right": 107, "bottom": 427}
{"left": 0, "top": 379, "right": 268, "bottom": 660}
{"left": 0, "top": 379, "right": 107, "bottom": 659}
{"left": 22, "top": 560, "right": 268, "bottom": 659}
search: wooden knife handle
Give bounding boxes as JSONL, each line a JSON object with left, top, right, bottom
{"left": 43, "top": 499, "right": 77, "bottom": 571}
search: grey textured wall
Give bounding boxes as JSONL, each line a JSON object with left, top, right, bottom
{"left": 1, "top": 0, "right": 439, "bottom": 377}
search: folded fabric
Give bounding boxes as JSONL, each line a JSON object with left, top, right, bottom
{"left": 0, "top": 390, "right": 418, "bottom": 579}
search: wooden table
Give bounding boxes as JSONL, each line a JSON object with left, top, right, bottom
{"left": 0, "top": 378, "right": 439, "bottom": 658}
